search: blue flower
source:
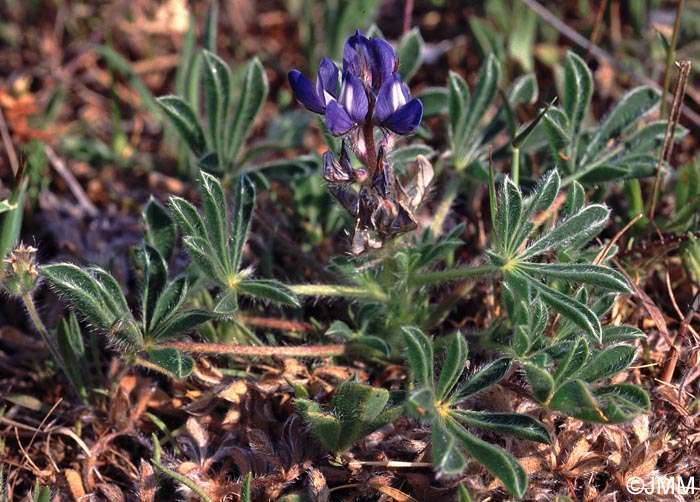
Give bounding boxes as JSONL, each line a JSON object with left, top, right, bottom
{"left": 342, "top": 30, "right": 396, "bottom": 91}
{"left": 288, "top": 57, "right": 338, "bottom": 114}
{"left": 289, "top": 30, "right": 421, "bottom": 137}
{"left": 375, "top": 73, "right": 423, "bottom": 135}
{"left": 325, "top": 72, "right": 369, "bottom": 136}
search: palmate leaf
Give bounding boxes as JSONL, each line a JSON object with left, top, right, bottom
{"left": 448, "top": 418, "right": 528, "bottom": 497}
{"left": 139, "top": 244, "right": 168, "bottom": 335}
{"left": 552, "top": 337, "right": 589, "bottom": 384}
{"left": 168, "top": 196, "right": 207, "bottom": 240}
{"left": 151, "top": 309, "right": 210, "bottom": 342}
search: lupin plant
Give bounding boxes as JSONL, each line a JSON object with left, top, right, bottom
{"left": 18, "top": 21, "right": 665, "bottom": 499}
{"left": 289, "top": 29, "right": 428, "bottom": 253}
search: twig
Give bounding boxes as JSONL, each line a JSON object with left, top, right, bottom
{"left": 44, "top": 145, "right": 99, "bottom": 217}
{"left": 649, "top": 60, "right": 690, "bottom": 223}
{"left": 659, "top": 287, "right": 700, "bottom": 383}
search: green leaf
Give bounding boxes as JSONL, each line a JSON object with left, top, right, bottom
{"left": 169, "top": 196, "right": 207, "bottom": 240}
{"left": 592, "top": 384, "right": 650, "bottom": 423}
{"left": 519, "top": 204, "right": 609, "bottom": 260}
{"left": 523, "top": 169, "right": 560, "bottom": 220}
{"left": 240, "top": 472, "right": 252, "bottom": 502}
{"left": 332, "top": 381, "right": 392, "bottom": 452}
{"left": 227, "top": 57, "right": 268, "bottom": 167}
{"left": 397, "top": 27, "right": 424, "bottom": 82}
{"left": 418, "top": 87, "right": 448, "bottom": 117}
{"left": 562, "top": 51, "right": 592, "bottom": 137}
{"left": 582, "top": 86, "right": 660, "bottom": 165}
{"left": 543, "top": 108, "right": 572, "bottom": 173}
{"left": 457, "top": 484, "right": 472, "bottom": 502}
{"left": 432, "top": 420, "right": 467, "bottom": 477}
{"left": 295, "top": 399, "right": 341, "bottom": 452}
{"left": 402, "top": 326, "right": 433, "bottom": 388}
{"left": 56, "top": 313, "right": 87, "bottom": 401}
{"left": 437, "top": 333, "right": 468, "bottom": 401}
{"left": 448, "top": 71, "right": 469, "bottom": 147}
{"left": 528, "top": 277, "right": 602, "bottom": 341}
{"left": 231, "top": 175, "right": 255, "bottom": 272}
{"left": 144, "top": 197, "right": 177, "bottom": 262}
{"left": 140, "top": 245, "right": 169, "bottom": 335}
{"left": 576, "top": 344, "right": 638, "bottom": 383}
{"left": 577, "top": 164, "right": 630, "bottom": 183}
{"left": 41, "top": 264, "right": 125, "bottom": 335}
{"left": 202, "top": 50, "right": 232, "bottom": 155}
{"left": 564, "top": 181, "right": 585, "bottom": 215}
{"left": 199, "top": 172, "right": 229, "bottom": 271}
{"left": 448, "top": 419, "right": 528, "bottom": 497}
{"left": 454, "top": 357, "right": 512, "bottom": 400}
{"left": 518, "top": 263, "right": 631, "bottom": 292}
{"left": 553, "top": 337, "right": 588, "bottom": 384}
{"left": 147, "top": 347, "right": 195, "bottom": 378}
{"left": 523, "top": 362, "right": 554, "bottom": 403}
{"left": 212, "top": 289, "right": 238, "bottom": 316}
{"left": 148, "top": 276, "right": 188, "bottom": 337}
{"left": 182, "top": 235, "right": 225, "bottom": 284}
{"left": 407, "top": 387, "right": 436, "bottom": 418}
{"left": 237, "top": 279, "right": 300, "bottom": 306}
{"left": 601, "top": 325, "right": 646, "bottom": 343}
{"left": 452, "top": 410, "right": 550, "bottom": 444}
{"left": 157, "top": 96, "right": 206, "bottom": 156}
{"left": 549, "top": 379, "right": 601, "bottom": 419}
{"left": 152, "top": 309, "right": 210, "bottom": 341}
{"left": 89, "top": 267, "right": 130, "bottom": 317}
{"left": 454, "top": 54, "right": 501, "bottom": 168}
{"left": 499, "top": 176, "right": 523, "bottom": 256}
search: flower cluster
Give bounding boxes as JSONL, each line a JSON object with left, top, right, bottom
{"left": 289, "top": 30, "right": 429, "bottom": 254}
{"left": 288, "top": 30, "right": 423, "bottom": 138}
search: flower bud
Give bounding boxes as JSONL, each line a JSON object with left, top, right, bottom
{"left": 2, "top": 243, "right": 40, "bottom": 297}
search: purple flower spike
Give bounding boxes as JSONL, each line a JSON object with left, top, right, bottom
{"left": 325, "top": 72, "right": 368, "bottom": 136}
{"left": 288, "top": 57, "right": 338, "bottom": 115}
{"left": 375, "top": 73, "right": 423, "bottom": 134}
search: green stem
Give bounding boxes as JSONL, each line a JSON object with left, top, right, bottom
{"left": 22, "top": 293, "right": 63, "bottom": 365}
{"left": 157, "top": 341, "right": 347, "bottom": 358}
{"left": 660, "top": 0, "right": 685, "bottom": 118}
{"left": 409, "top": 264, "right": 498, "bottom": 288}
{"left": 511, "top": 145, "right": 520, "bottom": 186}
{"left": 289, "top": 283, "right": 388, "bottom": 302}
{"left": 152, "top": 462, "right": 214, "bottom": 502}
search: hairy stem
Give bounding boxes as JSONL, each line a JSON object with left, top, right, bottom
{"left": 289, "top": 283, "right": 388, "bottom": 302}
{"left": 409, "top": 264, "right": 497, "bottom": 288}
{"left": 158, "top": 341, "right": 347, "bottom": 358}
